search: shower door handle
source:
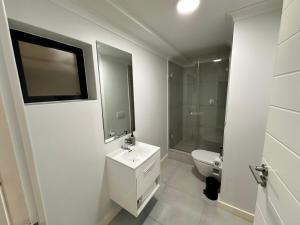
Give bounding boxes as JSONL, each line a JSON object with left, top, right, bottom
{"left": 190, "top": 111, "right": 203, "bottom": 116}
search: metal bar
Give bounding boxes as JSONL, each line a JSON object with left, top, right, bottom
{"left": 190, "top": 111, "right": 203, "bottom": 116}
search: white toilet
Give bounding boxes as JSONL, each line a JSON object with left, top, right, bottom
{"left": 192, "top": 149, "right": 221, "bottom": 177}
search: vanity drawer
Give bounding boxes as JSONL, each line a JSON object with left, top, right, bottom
{"left": 136, "top": 151, "right": 160, "bottom": 198}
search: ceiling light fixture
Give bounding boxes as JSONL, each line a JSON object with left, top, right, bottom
{"left": 213, "top": 58, "right": 222, "bottom": 62}
{"left": 177, "top": 0, "right": 200, "bottom": 15}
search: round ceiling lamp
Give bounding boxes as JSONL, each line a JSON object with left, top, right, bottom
{"left": 177, "top": 0, "right": 200, "bottom": 15}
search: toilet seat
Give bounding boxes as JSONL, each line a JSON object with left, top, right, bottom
{"left": 192, "top": 150, "right": 219, "bottom": 165}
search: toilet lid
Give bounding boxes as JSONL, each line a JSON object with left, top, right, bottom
{"left": 192, "top": 150, "right": 220, "bottom": 164}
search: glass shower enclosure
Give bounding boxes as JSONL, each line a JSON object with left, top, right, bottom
{"left": 169, "top": 58, "right": 229, "bottom": 154}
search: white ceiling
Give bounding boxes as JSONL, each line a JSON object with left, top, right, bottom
{"left": 51, "top": 0, "right": 278, "bottom": 64}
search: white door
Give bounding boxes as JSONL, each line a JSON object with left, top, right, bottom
{"left": 0, "top": 0, "right": 38, "bottom": 225}
{"left": 0, "top": 183, "right": 11, "bottom": 225}
{"left": 253, "top": 0, "right": 300, "bottom": 224}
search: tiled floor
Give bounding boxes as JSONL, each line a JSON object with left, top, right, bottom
{"left": 109, "top": 158, "right": 252, "bottom": 225}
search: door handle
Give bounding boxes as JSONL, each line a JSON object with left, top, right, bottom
{"left": 255, "top": 165, "right": 268, "bottom": 177}
{"left": 249, "top": 164, "right": 268, "bottom": 187}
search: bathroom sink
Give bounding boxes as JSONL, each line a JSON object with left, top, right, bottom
{"left": 106, "top": 141, "right": 160, "bottom": 216}
{"left": 106, "top": 142, "right": 160, "bottom": 169}
{"left": 121, "top": 147, "right": 149, "bottom": 163}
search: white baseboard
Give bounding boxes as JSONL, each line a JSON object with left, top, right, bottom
{"left": 218, "top": 200, "right": 254, "bottom": 222}
{"left": 160, "top": 153, "right": 168, "bottom": 163}
{"left": 99, "top": 205, "right": 121, "bottom": 225}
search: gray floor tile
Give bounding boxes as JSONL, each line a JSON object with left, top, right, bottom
{"left": 160, "top": 186, "right": 204, "bottom": 213}
{"left": 149, "top": 185, "right": 204, "bottom": 225}
{"left": 149, "top": 200, "right": 201, "bottom": 225}
{"left": 160, "top": 158, "right": 181, "bottom": 183}
{"left": 154, "top": 182, "right": 166, "bottom": 200}
{"left": 167, "top": 162, "right": 206, "bottom": 198}
{"left": 109, "top": 198, "right": 158, "bottom": 225}
{"left": 199, "top": 204, "right": 253, "bottom": 225}
{"left": 142, "top": 217, "right": 161, "bottom": 225}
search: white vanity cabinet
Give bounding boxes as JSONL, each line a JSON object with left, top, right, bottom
{"left": 106, "top": 142, "right": 160, "bottom": 217}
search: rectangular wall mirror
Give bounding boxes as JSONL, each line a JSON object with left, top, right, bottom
{"left": 96, "top": 42, "right": 135, "bottom": 143}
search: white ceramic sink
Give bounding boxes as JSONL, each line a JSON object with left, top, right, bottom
{"left": 106, "top": 142, "right": 160, "bottom": 169}
{"left": 106, "top": 141, "right": 160, "bottom": 216}
{"left": 121, "top": 148, "right": 148, "bottom": 163}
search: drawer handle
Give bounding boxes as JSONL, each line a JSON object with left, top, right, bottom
{"left": 144, "top": 161, "right": 156, "bottom": 175}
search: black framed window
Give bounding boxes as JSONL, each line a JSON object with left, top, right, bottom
{"left": 10, "top": 29, "right": 88, "bottom": 103}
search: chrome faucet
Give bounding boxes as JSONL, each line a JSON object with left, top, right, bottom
{"left": 121, "top": 136, "right": 135, "bottom": 152}
{"left": 121, "top": 132, "right": 136, "bottom": 152}
{"left": 121, "top": 143, "right": 132, "bottom": 152}
{"left": 124, "top": 136, "right": 134, "bottom": 145}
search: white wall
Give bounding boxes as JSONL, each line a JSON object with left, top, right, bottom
{"left": 4, "top": 0, "right": 168, "bottom": 225}
{"left": 220, "top": 11, "right": 281, "bottom": 214}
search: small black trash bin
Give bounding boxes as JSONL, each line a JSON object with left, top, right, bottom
{"left": 203, "top": 176, "right": 221, "bottom": 200}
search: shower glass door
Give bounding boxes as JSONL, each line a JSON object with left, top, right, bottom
{"left": 169, "top": 59, "right": 229, "bottom": 154}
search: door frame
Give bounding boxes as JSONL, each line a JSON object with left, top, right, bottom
{"left": 0, "top": 0, "right": 45, "bottom": 224}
